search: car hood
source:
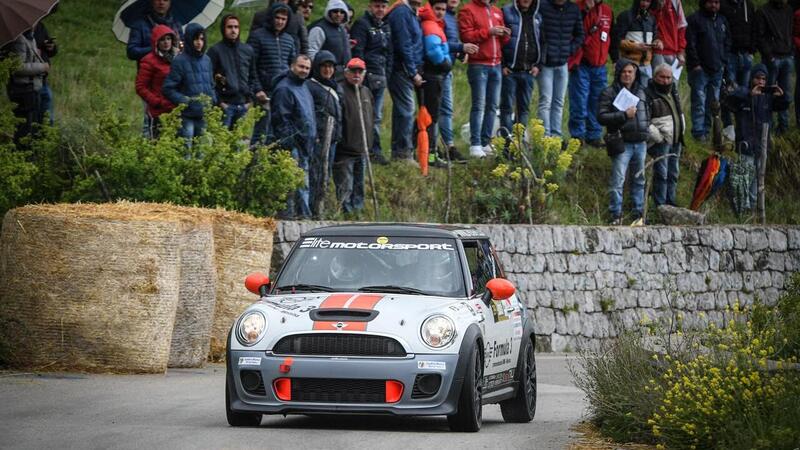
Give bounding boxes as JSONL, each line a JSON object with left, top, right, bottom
{"left": 232, "top": 292, "right": 486, "bottom": 353}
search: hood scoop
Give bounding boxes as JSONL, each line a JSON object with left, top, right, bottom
{"left": 309, "top": 309, "right": 379, "bottom": 322}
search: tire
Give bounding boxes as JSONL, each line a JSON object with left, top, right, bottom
{"left": 226, "top": 376, "right": 262, "bottom": 427}
{"left": 500, "top": 338, "right": 537, "bottom": 423}
{"left": 447, "top": 343, "right": 483, "bottom": 432}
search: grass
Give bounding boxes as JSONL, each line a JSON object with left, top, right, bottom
{"left": 34, "top": 0, "right": 800, "bottom": 224}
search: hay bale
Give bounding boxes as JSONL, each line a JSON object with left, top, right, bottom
{"left": 0, "top": 204, "right": 182, "bottom": 373}
{"left": 208, "top": 211, "right": 275, "bottom": 361}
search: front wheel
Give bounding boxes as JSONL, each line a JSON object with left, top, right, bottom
{"left": 226, "top": 376, "right": 262, "bottom": 427}
{"left": 447, "top": 343, "right": 483, "bottom": 432}
{"left": 500, "top": 337, "right": 537, "bottom": 422}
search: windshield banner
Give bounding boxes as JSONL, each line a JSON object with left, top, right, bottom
{"left": 299, "top": 237, "right": 455, "bottom": 251}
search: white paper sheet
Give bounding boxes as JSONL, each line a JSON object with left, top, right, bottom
{"left": 613, "top": 88, "right": 640, "bottom": 112}
{"left": 671, "top": 59, "right": 683, "bottom": 81}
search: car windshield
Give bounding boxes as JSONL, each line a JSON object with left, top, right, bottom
{"left": 274, "top": 236, "right": 466, "bottom": 297}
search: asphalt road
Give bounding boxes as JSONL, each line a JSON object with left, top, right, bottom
{"left": 0, "top": 354, "right": 587, "bottom": 450}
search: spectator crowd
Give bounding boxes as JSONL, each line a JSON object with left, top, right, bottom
{"left": 4, "top": 0, "right": 798, "bottom": 221}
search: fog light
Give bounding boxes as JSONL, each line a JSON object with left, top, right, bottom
{"left": 416, "top": 374, "right": 441, "bottom": 396}
{"left": 241, "top": 370, "right": 263, "bottom": 392}
{"left": 385, "top": 380, "right": 404, "bottom": 403}
{"left": 273, "top": 378, "right": 292, "bottom": 401}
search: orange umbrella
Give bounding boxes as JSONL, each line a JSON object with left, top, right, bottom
{"left": 690, "top": 154, "right": 721, "bottom": 210}
{"left": 416, "top": 105, "right": 432, "bottom": 176}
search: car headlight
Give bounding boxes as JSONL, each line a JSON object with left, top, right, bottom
{"left": 420, "top": 315, "right": 456, "bottom": 348}
{"left": 237, "top": 311, "right": 267, "bottom": 346}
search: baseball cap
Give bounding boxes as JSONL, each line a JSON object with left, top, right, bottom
{"left": 346, "top": 58, "right": 366, "bottom": 70}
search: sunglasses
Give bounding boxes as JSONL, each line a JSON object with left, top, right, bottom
{"left": 331, "top": 9, "right": 346, "bottom": 13}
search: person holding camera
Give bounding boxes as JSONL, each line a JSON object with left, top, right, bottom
{"left": 613, "top": 0, "right": 662, "bottom": 83}
{"left": 598, "top": 59, "right": 650, "bottom": 225}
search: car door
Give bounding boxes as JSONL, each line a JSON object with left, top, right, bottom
{"left": 462, "top": 239, "right": 516, "bottom": 385}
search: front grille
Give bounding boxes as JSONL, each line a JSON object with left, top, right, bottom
{"left": 291, "top": 378, "right": 385, "bottom": 403}
{"left": 273, "top": 333, "right": 407, "bottom": 357}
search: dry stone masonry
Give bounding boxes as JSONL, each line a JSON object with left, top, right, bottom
{"left": 274, "top": 222, "right": 800, "bottom": 352}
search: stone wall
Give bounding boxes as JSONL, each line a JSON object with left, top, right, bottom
{"left": 273, "top": 222, "right": 800, "bottom": 352}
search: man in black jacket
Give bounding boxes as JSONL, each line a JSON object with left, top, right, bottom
{"left": 755, "top": 0, "right": 793, "bottom": 132}
{"left": 598, "top": 59, "right": 650, "bottom": 224}
{"left": 208, "top": 15, "right": 259, "bottom": 129}
{"left": 686, "top": 0, "right": 730, "bottom": 141}
{"left": 646, "top": 64, "right": 684, "bottom": 207}
{"left": 252, "top": 0, "right": 309, "bottom": 54}
{"left": 350, "top": 0, "right": 392, "bottom": 164}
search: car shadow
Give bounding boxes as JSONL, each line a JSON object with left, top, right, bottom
{"left": 257, "top": 413, "right": 506, "bottom": 433}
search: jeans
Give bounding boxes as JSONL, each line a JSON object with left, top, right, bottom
{"left": 688, "top": 68, "right": 723, "bottom": 138}
{"left": 466, "top": 63, "right": 502, "bottom": 146}
{"left": 499, "top": 70, "right": 535, "bottom": 134}
{"left": 537, "top": 64, "right": 569, "bottom": 137}
{"left": 180, "top": 117, "right": 206, "bottom": 147}
{"left": 608, "top": 141, "right": 646, "bottom": 218}
{"left": 766, "top": 55, "right": 793, "bottom": 132}
{"left": 368, "top": 81, "right": 385, "bottom": 156}
{"left": 388, "top": 72, "right": 416, "bottom": 158}
{"left": 651, "top": 142, "right": 681, "bottom": 206}
{"left": 284, "top": 147, "right": 312, "bottom": 219}
{"left": 651, "top": 54, "right": 677, "bottom": 69}
{"left": 438, "top": 72, "right": 455, "bottom": 145}
{"left": 222, "top": 103, "right": 248, "bottom": 129}
{"left": 568, "top": 63, "right": 606, "bottom": 141}
{"left": 723, "top": 52, "right": 753, "bottom": 126}
{"left": 40, "top": 82, "right": 54, "bottom": 125}
{"left": 333, "top": 155, "right": 366, "bottom": 213}
{"left": 251, "top": 103, "right": 271, "bottom": 146}
{"left": 145, "top": 113, "right": 161, "bottom": 139}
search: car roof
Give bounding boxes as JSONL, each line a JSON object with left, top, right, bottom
{"left": 301, "top": 223, "right": 489, "bottom": 239}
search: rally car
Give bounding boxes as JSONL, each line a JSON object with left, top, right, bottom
{"left": 225, "top": 224, "right": 536, "bottom": 432}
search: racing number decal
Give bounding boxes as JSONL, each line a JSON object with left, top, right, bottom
{"left": 312, "top": 294, "right": 384, "bottom": 331}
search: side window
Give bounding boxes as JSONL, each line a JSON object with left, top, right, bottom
{"left": 462, "top": 240, "right": 497, "bottom": 295}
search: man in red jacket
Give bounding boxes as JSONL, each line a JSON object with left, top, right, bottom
{"left": 459, "top": 0, "right": 511, "bottom": 158}
{"left": 135, "top": 24, "right": 178, "bottom": 139}
{"left": 568, "top": 0, "right": 613, "bottom": 146}
{"left": 651, "top": 0, "right": 687, "bottom": 69}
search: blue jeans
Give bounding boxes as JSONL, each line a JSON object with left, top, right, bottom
{"left": 222, "top": 103, "right": 248, "bottom": 129}
{"left": 40, "top": 82, "right": 54, "bottom": 125}
{"left": 499, "top": 70, "right": 535, "bottom": 134}
{"left": 333, "top": 155, "right": 365, "bottom": 213}
{"left": 251, "top": 104, "right": 271, "bottom": 146}
{"left": 284, "top": 147, "right": 312, "bottom": 219}
{"left": 180, "top": 117, "right": 206, "bottom": 147}
{"left": 368, "top": 80, "right": 385, "bottom": 156}
{"left": 609, "top": 141, "right": 646, "bottom": 218}
{"left": 438, "top": 72, "right": 455, "bottom": 145}
{"left": 723, "top": 52, "right": 753, "bottom": 126}
{"left": 568, "top": 63, "right": 606, "bottom": 141}
{"left": 767, "top": 56, "right": 793, "bottom": 132}
{"left": 688, "top": 68, "right": 723, "bottom": 138}
{"left": 537, "top": 64, "right": 569, "bottom": 137}
{"left": 388, "top": 72, "right": 416, "bottom": 158}
{"left": 466, "top": 64, "right": 502, "bottom": 146}
{"left": 651, "top": 142, "right": 681, "bottom": 206}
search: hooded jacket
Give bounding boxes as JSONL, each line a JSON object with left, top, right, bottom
{"left": 652, "top": 0, "right": 687, "bottom": 56}
{"left": 537, "top": 0, "right": 584, "bottom": 66}
{"left": 502, "top": 0, "right": 542, "bottom": 71}
{"left": 598, "top": 59, "right": 651, "bottom": 143}
{"left": 337, "top": 78, "right": 375, "bottom": 158}
{"left": 419, "top": 5, "right": 452, "bottom": 73}
{"left": 271, "top": 69, "right": 317, "bottom": 157}
{"left": 162, "top": 23, "right": 216, "bottom": 119}
{"left": 126, "top": 8, "right": 184, "bottom": 61}
{"left": 719, "top": 0, "right": 756, "bottom": 54}
{"left": 308, "top": 0, "right": 352, "bottom": 69}
{"left": 568, "top": 0, "right": 613, "bottom": 69}
{"left": 755, "top": 0, "right": 794, "bottom": 60}
{"left": 350, "top": 10, "right": 393, "bottom": 76}
{"left": 685, "top": 0, "right": 730, "bottom": 74}
{"left": 247, "top": 3, "right": 298, "bottom": 93}
{"left": 307, "top": 51, "right": 343, "bottom": 145}
{"left": 252, "top": 0, "right": 309, "bottom": 54}
{"left": 724, "top": 63, "right": 789, "bottom": 155}
{"left": 207, "top": 15, "right": 259, "bottom": 105}
{"left": 613, "top": 0, "right": 657, "bottom": 66}
{"left": 136, "top": 25, "right": 178, "bottom": 117}
{"left": 645, "top": 76, "right": 685, "bottom": 146}
{"left": 458, "top": 0, "right": 511, "bottom": 66}
{"left": 387, "top": 0, "right": 423, "bottom": 77}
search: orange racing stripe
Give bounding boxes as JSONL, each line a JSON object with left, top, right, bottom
{"left": 312, "top": 294, "right": 384, "bottom": 331}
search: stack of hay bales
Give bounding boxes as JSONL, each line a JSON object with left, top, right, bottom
{"left": 0, "top": 202, "right": 275, "bottom": 373}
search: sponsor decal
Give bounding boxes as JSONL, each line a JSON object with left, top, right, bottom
{"left": 485, "top": 338, "right": 512, "bottom": 369}
{"left": 482, "top": 369, "right": 514, "bottom": 389}
{"left": 238, "top": 357, "right": 262, "bottom": 366}
{"left": 490, "top": 300, "right": 510, "bottom": 322}
{"left": 264, "top": 302, "right": 302, "bottom": 317}
{"left": 417, "top": 361, "right": 446, "bottom": 370}
{"left": 311, "top": 294, "right": 384, "bottom": 331}
{"left": 376, "top": 236, "right": 389, "bottom": 244}
{"left": 299, "top": 237, "right": 454, "bottom": 251}
{"left": 513, "top": 320, "right": 523, "bottom": 337}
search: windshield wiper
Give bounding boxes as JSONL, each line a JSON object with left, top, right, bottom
{"left": 274, "top": 283, "right": 334, "bottom": 293}
{"left": 358, "top": 285, "right": 430, "bottom": 295}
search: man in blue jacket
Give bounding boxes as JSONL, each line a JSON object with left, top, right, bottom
{"left": 126, "top": 0, "right": 184, "bottom": 62}
{"left": 271, "top": 55, "right": 317, "bottom": 218}
{"left": 350, "top": 0, "right": 393, "bottom": 164}
{"left": 537, "top": 0, "right": 584, "bottom": 137}
{"left": 500, "top": 0, "right": 542, "bottom": 134}
{"left": 686, "top": 0, "right": 730, "bottom": 141}
{"left": 387, "top": 0, "right": 424, "bottom": 164}
{"left": 162, "top": 23, "right": 216, "bottom": 145}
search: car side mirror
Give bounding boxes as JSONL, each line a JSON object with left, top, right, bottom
{"left": 481, "top": 278, "right": 516, "bottom": 304}
{"left": 245, "top": 272, "right": 271, "bottom": 296}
